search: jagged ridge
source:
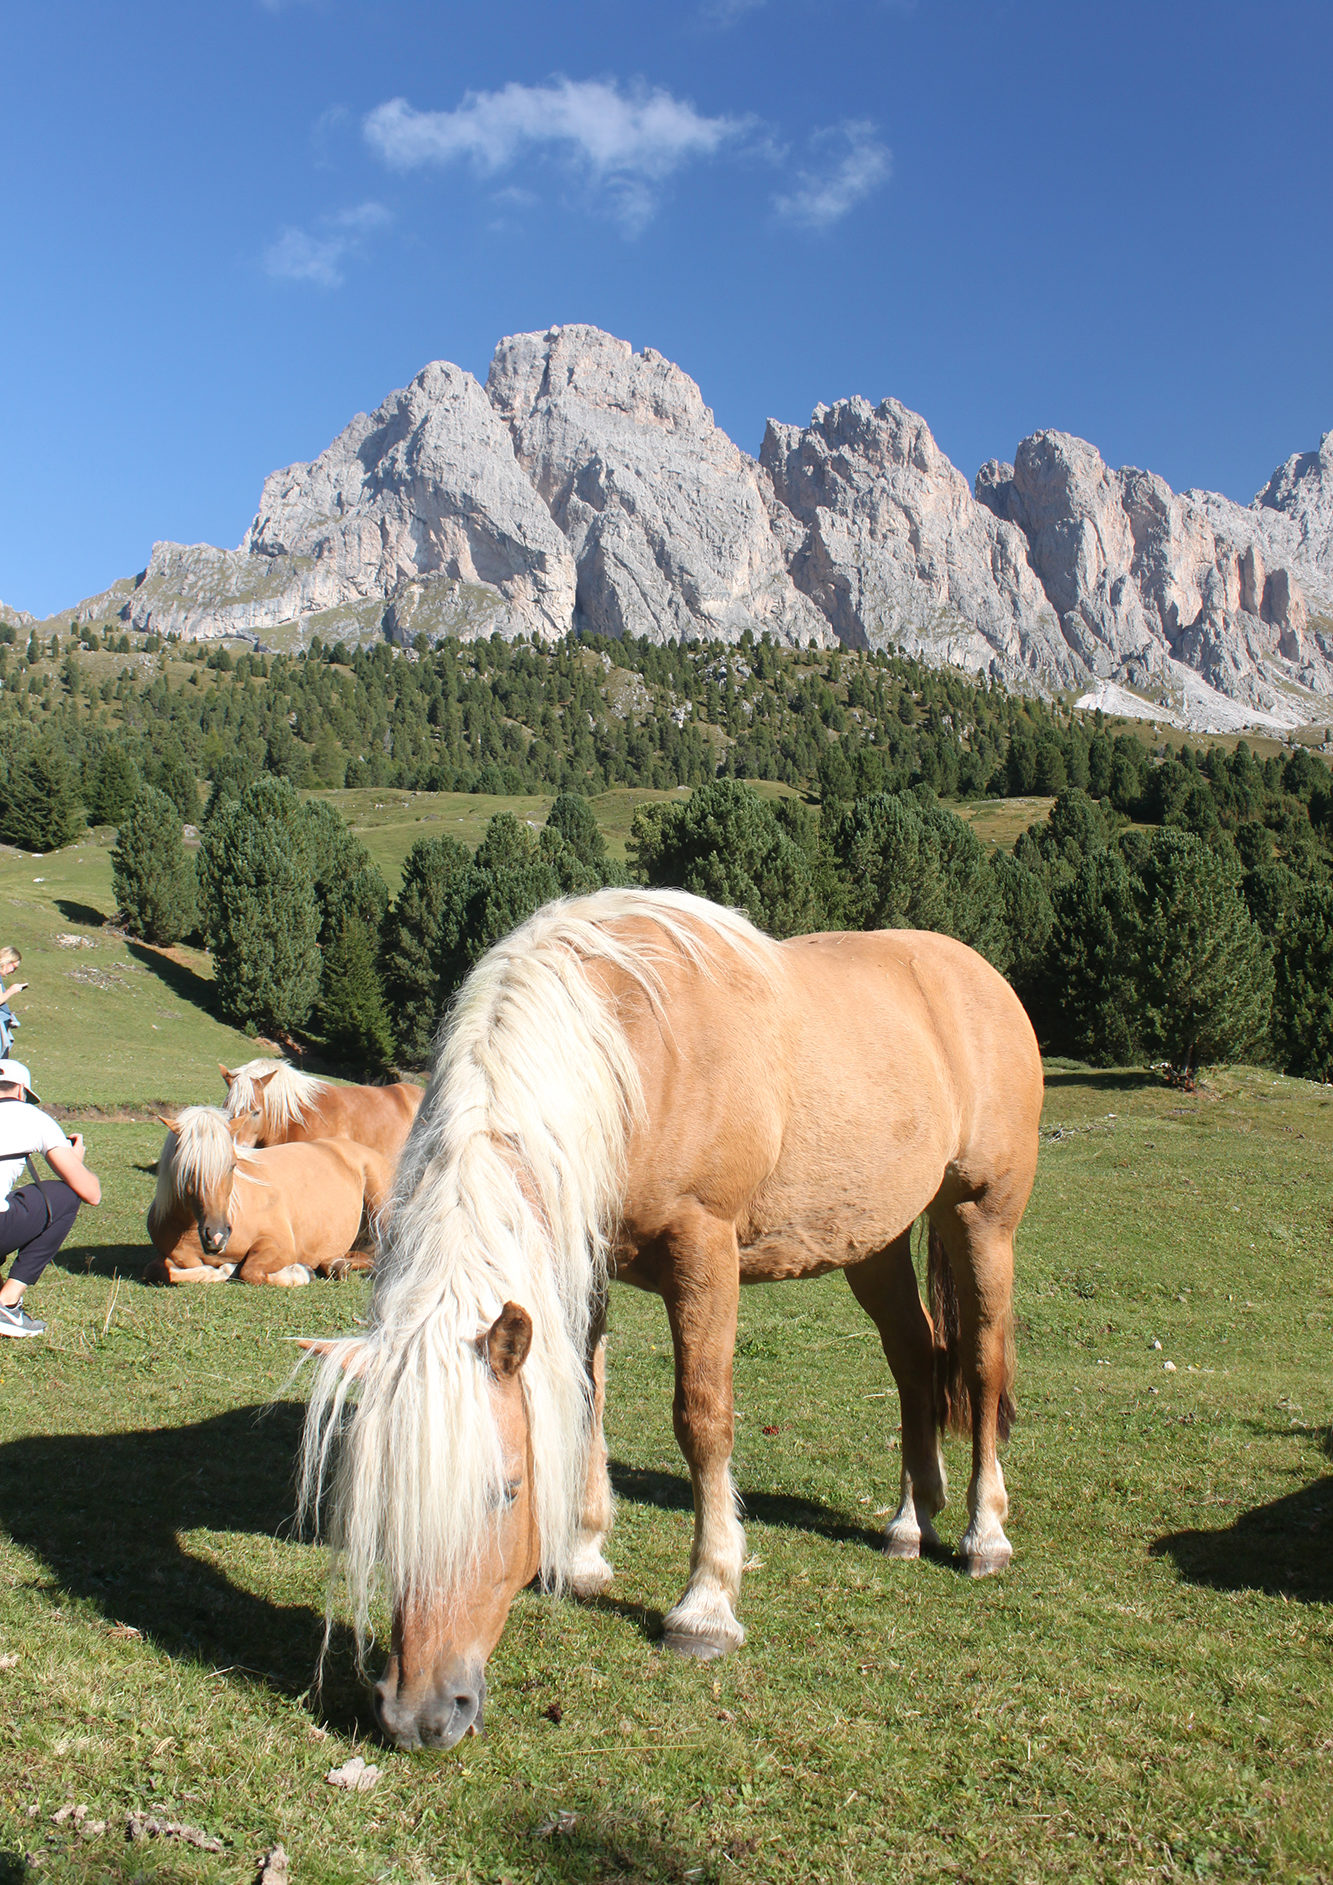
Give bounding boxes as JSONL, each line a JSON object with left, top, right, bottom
{"left": 37, "top": 326, "right": 1333, "bottom": 732}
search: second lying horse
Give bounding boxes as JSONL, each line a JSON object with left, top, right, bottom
{"left": 147, "top": 1106, "right": 391, "bottom": 1286}
{"left": 220, "top": 1059, "right": 421, "bottom": 1161}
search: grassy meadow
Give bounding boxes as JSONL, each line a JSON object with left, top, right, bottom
{"left": 0, "top": 821, "right": 1330, "bottom": 1883}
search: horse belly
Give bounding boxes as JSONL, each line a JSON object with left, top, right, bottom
{"left": 734, "top": 938, "right": 959, "bottom": 1281}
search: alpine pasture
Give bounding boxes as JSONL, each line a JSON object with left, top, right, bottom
{"left": 0, "top": 814, "right": 1330, "bottom": 1884}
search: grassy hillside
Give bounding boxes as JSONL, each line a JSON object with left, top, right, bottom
{"left": 0, "top": 830, "right": 259, "bottom": 1111}
{"left": 0, "top": 1064, "right": 1328, "bottom": 1882}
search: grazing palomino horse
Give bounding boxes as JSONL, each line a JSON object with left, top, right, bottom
{"left": 147, "top": 1106, "right": 392, "bottom": 1286}
{"left": 221, "top": 1060, "right": 422, "bottom": 1162}
{"left": 301, "top": 888, "right": 1042, "bottom": 1750}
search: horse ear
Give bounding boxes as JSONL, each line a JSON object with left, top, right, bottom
{"left": 253, "top": 1071, "right": 276, "bottom": 1092}
{"left": 156, "top": 1115, "right": 180, "bottom": 1134}
{"left": 296, "top": 1336, "right": 369, "bottom": 1379}
{"left": 482, "top": 1302, "right": 533, "bottom": 1380}
{"left": 219, "top": 1065, "right": 235, "bottom": 1087}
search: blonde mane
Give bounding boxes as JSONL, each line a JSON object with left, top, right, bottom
{"left": 223, "top": 1058, "right": 328, "bottom": 1132}
{"left": 149, "top": 1104, "right": 252, "bottom": 1232}
{"left": 299, "top": 887, "right": 780, "bottom": 1645}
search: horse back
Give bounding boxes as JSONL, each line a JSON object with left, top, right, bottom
{"left": 300, "top": 1082, "right": 422, "bottom": 1160}
{"left": 779, "top": 929, "right": 1042, "bottom": 1198}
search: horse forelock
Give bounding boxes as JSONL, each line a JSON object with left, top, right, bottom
{"left": 152, "top": 1105, "right": 237, "bottom": 1222}
{"left": 223, "top": 1058, "right": 327, "bottom": 1131}
{"left": 300, "top": 888, "right": 780, "bottom": 1645}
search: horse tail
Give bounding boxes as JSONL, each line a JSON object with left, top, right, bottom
{"left": 927, "top": 1223, "right": 1015, "bottom": 1443}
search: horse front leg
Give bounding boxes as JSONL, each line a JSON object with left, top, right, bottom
{"left": 569, "top": 1289, "right": 615, "bottom": 1599}
{"left": 659, "top": 1211, "right": 745, "bottom": 1660}
{"left": 234, "top": 1244, "right": 312, "bottom": 1286}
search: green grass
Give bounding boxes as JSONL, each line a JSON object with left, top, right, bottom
{"left": 952, "top": 794, "right": 1054, "bottom": 851}
{"left": 0, "top": 1065, "right": 1329, "bottom": 1882}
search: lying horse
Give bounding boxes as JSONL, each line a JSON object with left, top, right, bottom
{"left": 301, "top": 888, "right": 1042, "bottom": 1750}
{"left": 221, "top": 1059, "right": 422, "bottom": 1162}
{"left": 147, "top": 1106, "right": 391, "bottom": 1286}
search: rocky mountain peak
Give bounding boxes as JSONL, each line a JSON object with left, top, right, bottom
{"left": 486, "top": 325, "right": 828, "bottom": 646}
{"left": 487, "top": 324, "right": 713, "bottom": 438}
{"left": 39, "top": 325, "right": 1333, "bottom": 730}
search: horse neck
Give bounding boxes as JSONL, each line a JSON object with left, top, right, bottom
{"left": 260, "top": 1087, "right": 325, "bottom": 1143}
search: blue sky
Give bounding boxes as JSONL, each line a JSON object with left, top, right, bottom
{"left": 3, "top": 0, "right": 1331, "bottom": 617}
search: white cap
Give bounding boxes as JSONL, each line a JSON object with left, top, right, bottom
{"left": 0, "top": 1059, "right": 40, "bottom": 1105}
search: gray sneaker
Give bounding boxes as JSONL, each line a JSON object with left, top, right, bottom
{"left": 0, "top": 1303, "right": 45, "bottom": 1338}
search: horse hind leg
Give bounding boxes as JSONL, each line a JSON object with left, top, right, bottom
{"left": 927, "top": 1202, "right": 1016, "bottom": 1577}
{"left": 844, "top": 1232, "right": 947, "bottom": 1561}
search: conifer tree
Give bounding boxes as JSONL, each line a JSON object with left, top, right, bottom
{"left": 822, "top": 792, "right": 949, "bottom": 933}
{"left": 545, "top": 791, "right": 612, "bottom": 874}
{"left": 151, "top": 749, "right": 201, "bottom": 823}
{"left": 1045, "top": 848, "right": 1142, "bottom": 1065}
{"left": 0, "top": 738, "right": 83, "bottom": 852}
{"left": 629, "top": 780, "right": 820, "bottom": 937}
{"left": 317, "top": 905, "right": 395, "bottom": 1071}
{"left": 85, "top": 746, "right": 142, "bottom": 826}
{"left": 111, "top": 786, "right": 198, "bottom": 945}
{"left": 462, "top": 813, "right": 563, "bottom": 964}
{"left": 197, "top": 780, "right": 322, "bottom": 1035}
{"left": 1269, "top": 881, "right": 1333, "bottom": 1081}
{"left": 381, "top": 835, "right": 475, "bottom": 1065}
{"left": 1130, "top": 829, "right": 1273, "bottom": 1078}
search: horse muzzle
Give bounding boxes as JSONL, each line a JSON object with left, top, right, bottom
{"left": 200, "top": 1222, "right": 231, "bottom": 1256}
{"left": 373, "top": 1659, "right": 486, "bottom": 1752}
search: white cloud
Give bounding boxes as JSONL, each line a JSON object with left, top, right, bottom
{"left": 364, "top": 78, "right": 751, "bottom": 229}
{"left": 773, "top": 120, "right": 891, "bottom": 227}
{"left": 264, "top": 201, "right": 392, "bottom": 288}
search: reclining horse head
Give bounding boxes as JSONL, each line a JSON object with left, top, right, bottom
{"left": 152, "top": 1107, "right": 247, "bottom": 1258}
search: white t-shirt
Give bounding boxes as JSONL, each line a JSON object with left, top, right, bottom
{"left": 0, "top": 1100, "right": 70, "bottom": 1210}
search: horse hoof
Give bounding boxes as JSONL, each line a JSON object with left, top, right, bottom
{"left": 960, "top": 1543, "right": 1012, "bottom": 1578}
{"left": 882, "top": 1532, "right": 921, "bottom": 1560}
{"left": 568, "top": 1551, "right": 615, "bottom": 1600}
{"left": 662, "top": 1628, "right": 734, "bottom": 1661}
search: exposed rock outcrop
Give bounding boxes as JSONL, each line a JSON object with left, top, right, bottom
{"left": 974, "top": 429, "right": 1333, "bottom": 718}
{"left": 1189, "top": 431, "right": 1333, "bottom": 624}
{"left": 760, "top": 396, "right": 1074, "bottom": 690}
{"left": 486, "top": 325, "right": 828, "bottom": 647}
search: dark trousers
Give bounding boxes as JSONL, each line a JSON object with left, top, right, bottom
{"left": 0, "top": 1182, "right": 81, "bottom": 1286}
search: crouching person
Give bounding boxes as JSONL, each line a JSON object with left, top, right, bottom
{"left": 0, "top": 1058, "right": 101, "bottom": 1338}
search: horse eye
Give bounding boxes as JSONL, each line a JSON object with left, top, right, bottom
{"left": 500, "top": 1479, "right": 522, "bottom": 1509}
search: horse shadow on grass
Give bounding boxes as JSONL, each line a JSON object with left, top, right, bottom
{"left": 1151, "top": 1469, "right": 1333, "bottom": 1604}
{"left": 611, "top": 1460, "right": 891, "bottom": 1555}
{"left": 0, "top": 1401, "right": 372, "bottom": 1735}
